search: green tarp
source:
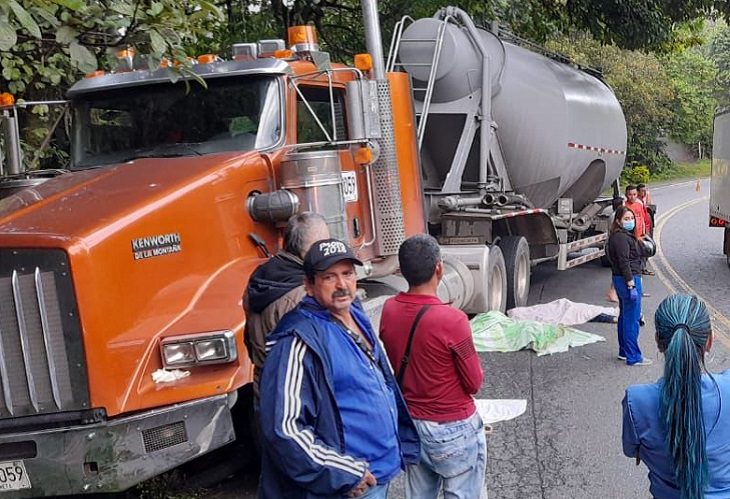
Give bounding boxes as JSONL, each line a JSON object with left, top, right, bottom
{"left": 470, "top": 311, "right": 606, "bottom": 356}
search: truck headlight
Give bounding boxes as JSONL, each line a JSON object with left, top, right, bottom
{"left": 162, "top": 342, "right": 196, "bottom": 366}
{"left": 160, "top": 331, "right": 237, "bottom": 368}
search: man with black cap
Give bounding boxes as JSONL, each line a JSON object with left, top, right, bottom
{"left": 258, "top": 238, "right": 420, "bottom": 499}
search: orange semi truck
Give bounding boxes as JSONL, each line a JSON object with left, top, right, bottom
{"left": 0, "top": 1, "right": 627, "bottom": 495}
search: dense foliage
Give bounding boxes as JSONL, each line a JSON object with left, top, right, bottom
{"left": 1, "top": 0, "right": 730, "bottom": 173}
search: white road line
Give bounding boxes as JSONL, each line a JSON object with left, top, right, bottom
{"left": 651, "top": 178, "right": 709, "bottom": 191}
{"left": 653, "top": 195, "right": 730, "bottom": 345}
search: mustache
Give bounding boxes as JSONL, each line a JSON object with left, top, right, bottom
{"left": 332, "top": 289, "right": 352, "bottom": 299}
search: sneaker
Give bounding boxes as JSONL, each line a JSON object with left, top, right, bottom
{"left": 629, "top": 358, "right": 653, "bottom": 366}
{"left": 639, "top": 315, "right": 646, "bottom": 327}
{"left": 617, "top": 355, "right": 626, "bottom": 361}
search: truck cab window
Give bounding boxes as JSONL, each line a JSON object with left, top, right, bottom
{"left": 71, "top": 75, "right": 282, "bottom": 169}
{"left": 296, "top": 86, "right": 347, "bottom": 145}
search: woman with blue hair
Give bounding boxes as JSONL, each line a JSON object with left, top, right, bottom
{"left": 622, "top": 294, "right": 730, "bottom": 498}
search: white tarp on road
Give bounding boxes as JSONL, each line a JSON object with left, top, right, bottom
{"left": 507, "top": 298, "right": 618, "bottom": 325}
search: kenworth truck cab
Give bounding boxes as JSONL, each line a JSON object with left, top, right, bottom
{"left": 0, "top": 1, "right": 626, "bottom": 495}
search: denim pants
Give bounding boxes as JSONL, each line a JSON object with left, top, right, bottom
{"left": 612, "top": 275, "right": 643, "bottom": 364}
{"left": 406, "top": 411, "right": 487, "bottom": 499}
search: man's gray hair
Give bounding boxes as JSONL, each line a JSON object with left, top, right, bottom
{"left": 283, "top": 212, "right": 328, "bottom": 258}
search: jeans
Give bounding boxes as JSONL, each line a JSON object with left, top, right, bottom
{"left": 406, "top": 411, "right": 487, "bottom": 499}
{"left": 612, "top": 275, "right": 643, "bottom": 364}
{"left": 360, "top": 482, "right": 390, "bottom": 498}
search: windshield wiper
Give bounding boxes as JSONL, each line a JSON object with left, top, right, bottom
{"left": 111, "top": 143, "right": 205, "bottom": 164}
{"left": 133, "top": 143, "right": 204, "bottom": 159}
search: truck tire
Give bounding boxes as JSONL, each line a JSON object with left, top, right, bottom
{"left": 486, "top": 245, "right": 508, "bottom": 313}
{"left": 499, "top": 236, "right": 531, "bottom": 309}
{"left": 725, "top": 227, "right": 730, "bottom": 268}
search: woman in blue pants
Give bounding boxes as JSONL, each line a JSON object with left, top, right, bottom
{"left": 607, "top": 205, "right": 651, "bottom": 366}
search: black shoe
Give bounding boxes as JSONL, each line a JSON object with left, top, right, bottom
{"left": 639, "top": 315, "right": 646, "bottom": 327}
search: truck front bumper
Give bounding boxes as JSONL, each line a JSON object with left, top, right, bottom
{"left": 0, "top": 394, "right": 235, "bottom": 497}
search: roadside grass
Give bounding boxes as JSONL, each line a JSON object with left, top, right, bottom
{"left": 650, "top": 159, "right": 711, "bottom": 183}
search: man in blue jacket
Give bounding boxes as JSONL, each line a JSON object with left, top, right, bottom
{"left": 258, "top": 238, "right": 420, "bottom": 498}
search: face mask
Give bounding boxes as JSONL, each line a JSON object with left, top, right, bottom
{"left": 622, "top": 220, "right": 635, "bottom": 232}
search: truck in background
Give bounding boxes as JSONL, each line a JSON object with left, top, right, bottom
{"left": 711, "top": 109, "right": 730, "bottom": 266}
{"left": 0, "top": 1, "right": 626, "bottom": 496}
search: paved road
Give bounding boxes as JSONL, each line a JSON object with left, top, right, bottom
{"left": 133, "top": 177, "right": 728, "bottom": 499}
{"left": 483, "top": 178, "right": 729, "bottom": 499}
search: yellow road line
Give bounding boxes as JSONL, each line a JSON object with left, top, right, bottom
{"left": 653, "top": 195, "right": 730, "bottom": 346}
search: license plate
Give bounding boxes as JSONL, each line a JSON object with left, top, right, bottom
{"left": 0, "top": 461, "right": 30, "bottom": 491}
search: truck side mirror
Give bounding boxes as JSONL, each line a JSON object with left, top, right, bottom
{"left": 345, "top": 80, "right": 381, "bottom": 141}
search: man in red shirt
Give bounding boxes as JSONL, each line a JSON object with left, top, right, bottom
{"left": 380, "top": 234, "right": 486, "bottom": 499}
{"left": 624, "top": 185, "right": 647, "bottom": 238}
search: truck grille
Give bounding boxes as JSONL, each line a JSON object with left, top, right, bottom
{"left": 0, "top": 249, "right": 89, "bottom": 419}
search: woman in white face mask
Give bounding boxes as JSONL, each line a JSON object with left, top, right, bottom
{"left": 607, "top": 205, "right": 652, "bottom": 366}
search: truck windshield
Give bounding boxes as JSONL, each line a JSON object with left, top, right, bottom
{"left": 70, "top": 74, "right": 281, "bottom": 169}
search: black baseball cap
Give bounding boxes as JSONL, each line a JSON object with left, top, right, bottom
{"left": 304, "top": 238, "right": 363, "bottom": 276}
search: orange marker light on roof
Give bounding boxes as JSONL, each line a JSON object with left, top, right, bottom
{"left": 0, "top": 92, "right": 15, "bottom": 108}
{"left": 288, "top": 25, "right": 318, "bottom": 46}
{"left": 84, "top": 70, "right": 105, "bottom": 79}
{"left": 354, "top": 53, "right": 373, "bottom": 72}
{"left": 273, "top": 49, "right": 293, "bottom": 59}
{"left": 197, "top": 54, "right": 217, "bottom": 64}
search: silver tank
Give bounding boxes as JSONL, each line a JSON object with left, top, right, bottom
{"left": 400, "top": 18, "right": 627, "bottom": 210}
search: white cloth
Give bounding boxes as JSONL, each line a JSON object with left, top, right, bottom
{"left": 152, "top": 368, "right": 191, "bottom": 383}
{"left": 507, "top": 298, "right": 618, "bottom": 325}
{"left": 475, "top": 399, "right": 527, "bottom": 424}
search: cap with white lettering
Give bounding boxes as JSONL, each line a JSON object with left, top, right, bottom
{"left": 304, "top": 238, "right": 363, "bottom": 276}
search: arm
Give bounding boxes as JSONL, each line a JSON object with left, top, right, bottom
{"left": 450, "top": 314, "right": 483, "bottom": 394}
{"left": 621, "top": 391, "right": 640, "bottom": 460}
{"left": 260, "top": 335, "right": 368, "bottom": 495}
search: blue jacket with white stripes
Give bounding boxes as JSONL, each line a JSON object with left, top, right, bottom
{"left": 258, "top": 296, "right": 420, "bottom": 498}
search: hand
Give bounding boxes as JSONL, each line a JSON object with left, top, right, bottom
{"left": 629, "top": 287, "right": 639, "bottom": 302}
{"left": 348, "top": 471, "right": 376, "bottom": 497}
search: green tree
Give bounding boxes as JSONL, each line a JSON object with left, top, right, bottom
{"left": 664, "top": 49, "right": 717, "bottom": 150}
{"left": 709, "top": 25, "right": 730, "bottom": 108}
{"left": 0, "top": 0, "right": 224, "bottom": 168}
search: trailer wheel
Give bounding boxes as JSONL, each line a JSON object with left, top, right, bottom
{"left": 499, "top": 236, "right": 531, "bottom": 309}
{"left": 486, "top": 245, "right": 507, "bottom": 313}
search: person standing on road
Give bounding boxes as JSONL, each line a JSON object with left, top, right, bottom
{"left": 607, "top": 205, "right": 651, "bottom": 366}
{"left": 637, "top": 183, "right": 654, "bottom": 236}
{"left": 243, "top": 212, "right": 329, "bottom": 404}
{"left": 258, "top": 238, "right": 420, "bottom": 499}
{"left": 622, "top": 294, "right": 730, "bottom": 498}
{"left": 380, "top": 234, "right": 486, "bottom": 499}
{"left": 625, "top": 184, "right": 655, "bottom": 276}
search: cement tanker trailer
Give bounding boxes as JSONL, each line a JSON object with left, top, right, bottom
{"left": 388, "top": 7, "right": 627, "bottom": 308}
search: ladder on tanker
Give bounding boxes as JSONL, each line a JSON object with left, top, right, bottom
{"left": 386, "top": 16, "right": 450, "bottom": 151}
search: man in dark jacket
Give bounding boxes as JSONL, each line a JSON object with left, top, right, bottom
{"left": 258, "top": 239, "right": 420, "bottom": 498}
{"left": 243, "top": 212, "right": 329, "bottom": 401}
